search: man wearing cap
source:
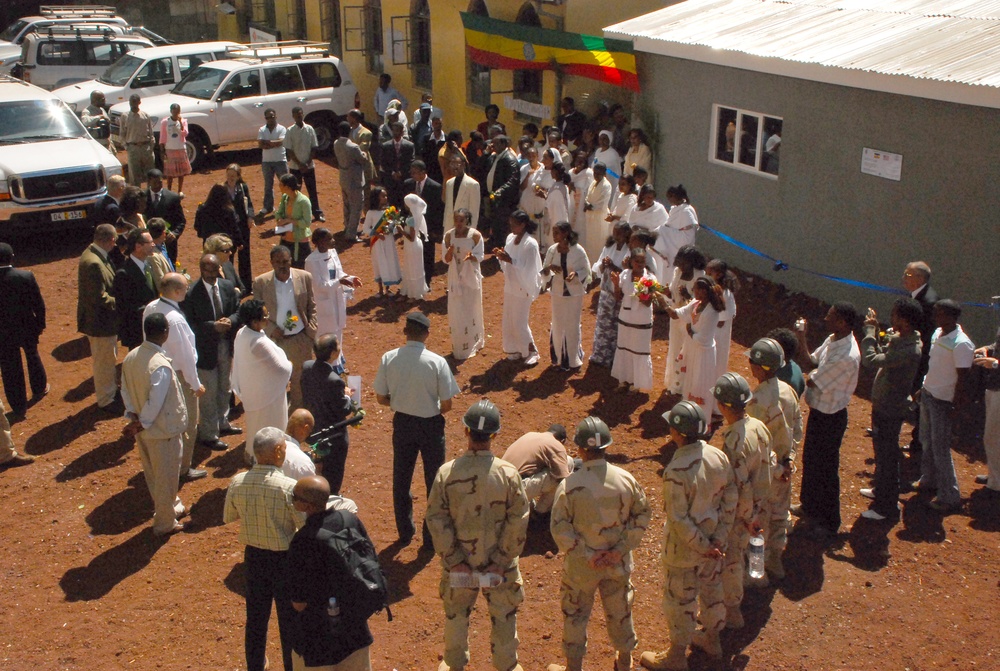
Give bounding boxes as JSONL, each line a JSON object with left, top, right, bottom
{"left": 374, "top": 311, "right": 460, "bottom": 546}
{"left": 501, "top": 424, "right": 574, "bottom": 515}
{"left": 426, "top": 399, "right": 529, "bottom": 671}
{"left": 410, "top": 102, "right": 434, "bottom": 155}
{"left": 712, "top": 374, "right": 772, "bottom": 629}
{"left": 745, "top": 337, "right": 802, "bottom": 580}
{"left": 640, "top": 402, "right": 737, "bottom": 671}
{"left": 548, "top": 417, "right": 651, "bottom": 671}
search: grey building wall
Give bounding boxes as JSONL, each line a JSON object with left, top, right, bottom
{"left": 638, "top": 53, "right": 999, "bottom": 342}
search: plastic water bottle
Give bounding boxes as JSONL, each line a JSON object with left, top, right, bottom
{"left": 748, "top": 533, "right": 766, "bottom": 579}
{"left": 327, "top": 596, "right": 340, "bottom": 618}
{"left": 449, "top": 571, "right": 480, "bottom": 589}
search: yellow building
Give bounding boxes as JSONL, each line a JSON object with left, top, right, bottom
{"left": 220, "top": 0, "right": 665, "bottom": 133}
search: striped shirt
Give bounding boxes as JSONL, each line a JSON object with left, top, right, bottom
{"left": 805, "top": 334, "right": 860, "bottom": 414}
{"left": 223, "top": 465, "right": 301, "bottom": 551}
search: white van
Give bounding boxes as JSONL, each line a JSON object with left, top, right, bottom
{"left": 13, "top": 26, "right": 154, "bottom": 90}
{"left": 0, "top": 5, "right": 129, "bottom": 72}
{"left": 0, "top": 75, "right": 123, "bottom": 232}
{"left": 53, "top": 41, "right": 238, "bottom": 113}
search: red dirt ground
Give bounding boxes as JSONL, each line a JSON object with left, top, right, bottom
{"left": 1, "top": 145, "right": 997, "bottom": 671}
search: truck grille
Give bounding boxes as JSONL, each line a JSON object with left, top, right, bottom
{"left": 110, "top": 111, "right": 122, "bottom": 136}
{"left": 10, "top": 167, "right": 105, "bottom": 202}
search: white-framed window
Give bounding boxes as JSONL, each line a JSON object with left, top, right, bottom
{"left": 710, "top": 104, "right": 782, "bottom": 177}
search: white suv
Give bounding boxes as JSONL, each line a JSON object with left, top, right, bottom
{"left": 0, "top": 75, "right": 123, "bottom": 232}
{"left": 53, "top": 41, "right": 238, "bottom": 112}
{"left": 13, "top": 26, "right": 154, "bottom": 90}
{"left": 108, "top": 42, "right": 358, "bottom": 168}
{"left": 0, "top": 5, "right": 129, "bottom": 72}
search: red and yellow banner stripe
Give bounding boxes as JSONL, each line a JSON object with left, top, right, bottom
{"left": 460, "top": 12, "right": 639, "bottom": 92}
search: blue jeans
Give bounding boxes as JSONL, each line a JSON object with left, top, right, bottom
{"left": 919, "top": 391, "right": 961, "bottom": 505}
{"left": 261, "top": 160, "right": 288, "bottom": 212}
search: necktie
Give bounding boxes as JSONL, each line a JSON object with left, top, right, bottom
{"left": 212, "top": 284, "right": 223, "bottom": 320}
{"left": 144, "top": 261, "right": 154, "bottom": 291}
{"left": 417, "top": 180, "right": 423, "bottom": 196}
{"left": 152, "top": 192, "right": 159, "bottom": 207}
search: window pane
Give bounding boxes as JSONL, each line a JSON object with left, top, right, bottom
{"left": 762, "top": 117, "right": 782, "bottom": 175}
{"left": 737, "top": 113, "right": 759, "bottom": 168}
{"left": 716, "top": 107, "right": 737, "bottom": 162}
{"left": 300, "top": 62, "right": 341, "bottom": 89}
{"left": 226, "top": 70, "right": 262, "bottom": 99}
{"left": 264, "top": 65, "right": 304, "bottom": 94}
{"left": 135, "top": 57, "right": 174, "bottom": 87}
{"left": 178, "top": 54, "right": 211, "bottom": 76}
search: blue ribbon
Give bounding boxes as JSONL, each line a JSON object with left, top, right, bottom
{"left": 700, "top": 223, "right": 997, "bottom": 310}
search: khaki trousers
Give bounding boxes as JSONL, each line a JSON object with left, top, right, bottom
{"left": 291, "top": 646, "right": 371, "bottom": 671}
{"left": 0, "top": 399, "right": 16, "bottom": 463}
{"left": 181, "top": 382, "right": 200, "bottom": 472}
{"left": 136, "top": 432, "right": 184, "bottom": 533}
{"left": 275, "top": 331, "right": 313, "bottom": 412}
{"left": 662, "top": 558, "right": 725, "bottom": 649}
{"left": 721, "top": 527, "right": 749, "bottom": 609}
{"left": 89, "top": 335, "right": 119, "bottom": 407}
{"left": 763, "top": 476, "right": 791, "bottom": 575}
{"left": 126, "top": 144, "right": 155, "bottom": 186}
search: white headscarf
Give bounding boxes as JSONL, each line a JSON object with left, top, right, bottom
{"left": 404, "top": 193, "right": 428, "bottom": 239}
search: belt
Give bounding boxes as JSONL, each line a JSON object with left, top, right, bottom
{"left": 126, "top": 141, "right": 150, "bottom": 146}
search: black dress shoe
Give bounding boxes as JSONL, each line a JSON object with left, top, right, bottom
{"left": 201, "top": 439, "right": 229, "bottom": 451}
{"left": 181, "top": 468, "right": 208, "bottom": 482}
{"left": 220, "top": 426, "right": 243, "bottom": 436}
{"left": 99, "top": 399, "right": 125, "bottom": 415}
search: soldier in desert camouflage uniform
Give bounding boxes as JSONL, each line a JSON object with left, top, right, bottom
{"left": 745, "top": 337, "right": 803, "bottom": 581}
{"left": 712, "top": 373, "right": 773, "bottom": 629}
{"left": 426, "top": 399, "right": 530, "bottom": 671}
{"left": 640, "top": 401, "right": 738, "bottom": 671}
{"left": 548, "top": 417, "right": 651, "bottom": 671}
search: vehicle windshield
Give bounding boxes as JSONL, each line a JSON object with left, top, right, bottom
{"left": 98, "top": 53, "right": 143, "bottom": 86}
{"left": 0, "top": 19, "right": 28, "bottom": 43}
{"left": 0, "top": 100, "right": 89, "bottom": 143}
{"left": 172, "top": 65, "right": 226, "bottom": 100}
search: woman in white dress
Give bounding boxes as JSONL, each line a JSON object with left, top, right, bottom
{"left": 231, "top": 299, "right": 292, "bottom": 462}
{"left": 444, "top": 208, "right": 485, "bottom": 361}
{"left": 661, "top": 184, "right": 700, "bottom": 269}
{"left": 493, "top": 210, "right": 542, "bottom": 365}
{"left": 399, "top": 193, "right": 429, "bottom": 301}
{"left": 303, "top": 228, "right": 361, "bottom": 358}
{"left": 569, "top": 151, "right": 594, "bottom": 235}
{"left": 606, "top": 174, "right": 637, "bottom": 229}
{"left": 707, "top": 258, "right": 740, "bottom": 389}
{"left": 582, "top": 162, "right": 613, "bottom": 262}
{"left": 518, "top": 146, "right": 547, "bottom": 241}
{"left": 361, "top": 186, "right": 403, "bottom": 297}
{"left": 592, "top": 130, "right": 621, "bottom": 208}
{"left": 542, "top": 221, "right": 591, "bottom": 371}
{"left": 611, "top": 249, "right": 665, "bottom": 392}
{"left": 622, "top": 128, "right": 654, "bottom": 185}
{"left": 627, "top": 184, "right": 673, "bottom": 272}
{"left": 667, "top": 276, "right": 726, "bottom": 419}
{"left": 537, "top": 150, "right": 569, "bottom": 249}
{"left": 664, "top": 245, "right": 708, "bottom": 394}
{"left": 590, "top": 221, "right": 632, "bottom": 368}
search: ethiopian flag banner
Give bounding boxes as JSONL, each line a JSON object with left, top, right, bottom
{"left": 460, "top": 12, "right": 639, "bottom": 92}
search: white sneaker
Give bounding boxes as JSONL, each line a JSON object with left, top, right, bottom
{"left": 524, "top": 352, "right": 540, "bottom": 366}
{"left": 861, "top": 509, "right": 887, "bottom": 521}
{"left": 860, "top": 488, "right": 875, "bottom": 500}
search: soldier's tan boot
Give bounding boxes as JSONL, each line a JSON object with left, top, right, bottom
{"left": 639, "top": 646, "right": 688, "bottom": 671}
{"left": 691, "top": 629, "right": 723, "bottom": 658}
{"left": 438, "top": 662, "right": 463, "bottom": 671}
{"left": 546, "top": 656, "right": 583, "bottom": 671}
{"left": 725, "top": 606, "right": 745, "bottom": 629}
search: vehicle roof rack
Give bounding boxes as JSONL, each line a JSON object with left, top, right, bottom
{"left": 226, "top": 41, "right": 330, "bottom": 61}
{"left": 39, "top": 5, "right": 118, "bottom": 19}
{"left": 44, "top": 25, "right": 124, "bottom": 40}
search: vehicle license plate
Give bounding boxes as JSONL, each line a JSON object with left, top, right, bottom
{"left": 51, "top": 210, "right": 87, "bottom": 221}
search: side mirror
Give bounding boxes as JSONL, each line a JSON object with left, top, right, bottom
{"left": 89, "top": 117, "right": 110, "bottom": 140}
{"left": 217, "top": 89, "right": 233, "bottom": 102}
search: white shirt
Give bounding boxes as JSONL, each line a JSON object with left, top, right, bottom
{"left": 142, "top": 298, "right": 201, "bottom": 389}
{"left": 130, "top": 254, "right": 147, "bottom": 274}
{"left": 121, "top": 343, "right": 171, "bottom": 429}
{"left": 258, "top": 124, "right": 287, "bottom": 163}
{"left": 922, "top": 325, "right": 975, "bottom": 402}
{"left": 284, "top": 123, "right": 318, "bottom": 171}
{"left": 374, "top": 86, "right": 407, "bottom": 117}
{"left": 281, "top": 435, "right": 318, "bottom": 480}
{"left": 373, "top": 341, "right": 460, "bottom": 418}
{"left": 805, "top": 334, "right": 861, "bottom": 414}
{"left": 202, "top": 279, "right": 223, "bottom": 319}
{"left": 910, "top": 283, "right": 928, "bottom": 299}
{"left": 274, "top": 277, "right": 304, "bottom": 335}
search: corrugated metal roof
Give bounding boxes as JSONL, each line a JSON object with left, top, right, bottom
{"left": 604, "top": 0, "right": 1000, "bottom": 107}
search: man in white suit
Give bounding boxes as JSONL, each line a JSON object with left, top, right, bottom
{"left": 443, "top": 156, "right": 481, "bottom": 231}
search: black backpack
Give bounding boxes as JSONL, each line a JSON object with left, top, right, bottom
{"left": 317, "top": 518, "right": 393, "bottom": 623}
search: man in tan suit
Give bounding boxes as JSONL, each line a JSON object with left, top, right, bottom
{"left": 121, "top": 313, "right": 189, "bottom": 537}
{"left": 443, "top": 157, "right": 481, "bottom": 232}
{"left": 252, "top": 245, "right": 317, "bottom": 411}
{"left": 77, "top": 224, "right": 121, "bottom": 412}
{"left": 347, "top": 109, "right": 376, "bottom": 210}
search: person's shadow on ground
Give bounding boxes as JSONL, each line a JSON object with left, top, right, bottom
{"left": 59, "top": 527, "right": 165, "bottom": 601}
{"left": 377, "top": 539, "right": 434, "bottom": 605}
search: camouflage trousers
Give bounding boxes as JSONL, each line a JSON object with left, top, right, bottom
{"left": 763, "top": 476, "right": 791, "bottom": 574}
{"left": 721, "top": 526, "right": 750, "bottom": 609}
{"left": 661, "top": 556, "right": 725, "bottom": 648}
{"left": 439, "top": 562, "right": 523, "bottom": 671}
{"left": 560, "top": 554, "right": 637, "bottom": 661}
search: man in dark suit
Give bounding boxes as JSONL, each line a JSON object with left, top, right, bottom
{"left": 184, "top": 253, "right": 242, "bottom": 450}
{"left": 379, "top": 121, "right": 415, "bottom": 208}
{"left": 93, "top": 174, "right": 126, "bottom": 228}
{"left": 481, "top": 135, "right": 521, "bottom": 249}
{"left": 556, "top": 97, "right": 588, "bottom": 146}
{"left": 903, "top": 261, "right": 939, "bottom": 451}
{"left": 0, "top": 243, "right": 47, "bottom": 419}
{"left": 78, "top": 224, "right": 121, "bottom": 411}
{"left": 404, "top": 160, "right": 443, "bottom": 286}
{"left": 144, "top": 169, "right": 187, "bottom": 264}
{"left": 301, "top": 334, "right": 353, "bottom": 494}
{"left": 112, "top": 228, "right": 158, "bottom": 350}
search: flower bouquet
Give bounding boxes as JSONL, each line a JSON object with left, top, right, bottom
{"left": 633, "top": 276, "right": 666, "bottom": 305}
{"left": 369, "top": 206, "right": 404, "bottom": 247}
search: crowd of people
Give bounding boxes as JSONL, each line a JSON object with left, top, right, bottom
{"left": 0, "top": 88, "right": 996, "bottom": 671}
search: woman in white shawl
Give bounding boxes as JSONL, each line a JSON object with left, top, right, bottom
{"left": 611, "top": 248, "right": 664, "bottom": 391}
{"left": 493, "top": 210, "right": 542, "bottom": 365}
{"left": 542, "top": 221, "right": 592, "bottom": 371}
{"left": 707, "top": 258, "right": 739, "bottom": 393}
{"left": 666, "top": 276, "right": 725, "bottom": 419}
{"left": 569, "top": 150, "right": 594, "bottom": 234}
{"left": 590, "top": 221, "right": 631, "bottom": 368}
{"left": 518, "top": 145, "right": 547, "bottom": 243}
{"left": 661, "top": 184, "right": 700, "bottom": 269}
{"left": 627, "top": 184, "right": 673, "bottom": 274}
{"left": 399, "top": 193, "right": 429, "bottom": 300}
{"left": 303, "top": 228, "right": 361, "bottom": 359}
{"left": 663, "top": 245, "right": 708, "bottom": 394}
{"left": 583, "top": 162, "right": 613, "bottom": 262}
{"left": 533, "top": 148, "right": 564, "bottom": 248}
{"left": 444, "top": 207, "right": 485, "bottom": 360}
{"left": 622, "top": 128, "right": 654, "bottom": 185}
{"left": 540, "top": 158, "right": 572, "bottom": 251}
{"left": 231, "top": 299, "right": 292, "bottom": 462}
{"left": 592, "top": 130, "right": 621, "bottom": 208}
{"left": 606, "top": 174, "right": 637, "bottom": 228}
{"left": 361, "top": 186, "right": 403, "bottom": 297}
